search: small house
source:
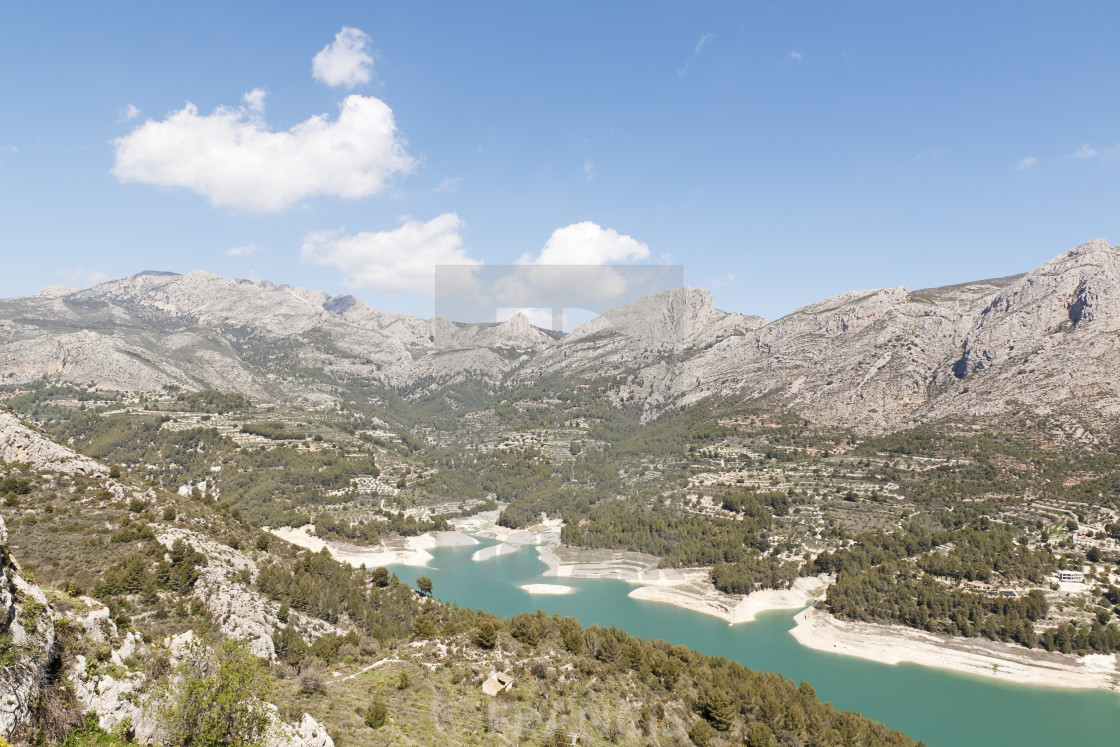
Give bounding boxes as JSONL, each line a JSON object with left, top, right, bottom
{"left": 482, "top": 671, "right": 515, "bottom": 697}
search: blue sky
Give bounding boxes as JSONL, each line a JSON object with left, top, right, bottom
{"left": 2, "top": 1, "right": 1118, "bottom": 322}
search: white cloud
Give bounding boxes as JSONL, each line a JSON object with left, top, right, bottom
{"left": 242, "top": 88, "right": 266, "bottom": 114}
{"left": 58, "top": 268, "right": 109, "bottom": 289}
{"left": 227, "top": 244, "right": 263, "bottom": 257}
{"left": 434, "top": 176, "right": 462, "bottom": 193}
{"left": 0, "top": 144, "right": 16, "bottom": 156}
{"left": 312, "top": 27, "right": 374, "bottom": 88}
{"left": 1016, "top": 156, "right": 1037, "bottom": 170}
{"left": 788, "top": 51, "right": 803, "bottom": 62}
{"left": 494, "top": 222, "right": 654, "bottom": 307}
{"left": 695, "top": 33, "right": 714, "bottom": 54}
{"left": 676, "top": 62, "right": 690, "bottom": 78}
{"left": 521, "top": 222, "right": 649, "bottom": 266}
{"left": 300, "top": 213, "right": 478, "bottom": 293}
{"left": 1072, "top": 143, "right": 1098, "bottom": 159}
{"left": 122, "top": 104, "right": 141, "bottom": 121}
{"left": 583, "top": 160, "right": 595, "bottom": 181}
{"left": 711, "top": 272, "right": 735, "bottom": 287}
{"left": 112, "top": 93, "right": 414, "bottom": 212}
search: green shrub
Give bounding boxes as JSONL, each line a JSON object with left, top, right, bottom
{"left": 364, "top": 700, "right": 388, "bottom": 729}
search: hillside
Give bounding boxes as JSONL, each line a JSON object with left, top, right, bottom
{"left": 0, "top": 408, "right": 919, "bottom": 746}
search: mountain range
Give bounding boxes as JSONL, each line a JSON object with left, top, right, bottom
{"left": 3, "top": 238, "right": 1118, "bottom": 437}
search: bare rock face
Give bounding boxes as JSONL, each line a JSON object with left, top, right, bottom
{"left": 653, "top": 279, "right": 1009, "bottom": 430}
{"left": 68, "top": 651, "right": 159, "bottom": 742}
{"left": 155, "top": 528, "right": 343, "bottom": 662}
{"left": 0, "top": 410, "right": 106, "bottom": 475}
{"left": 0, "top": 517, "right": 57, "bottom": 741}
{"left": 264, "top": 713, "right": 336, "bottom": 747}
{"left": 952, "top": 239, "right": 1120, "bottom": 377}
{"left": 567, "top": 287, "right": 762, "bottom": 348}
{"left": 32, "top": 285, "right": 77, "bottom": 299}
{"left": 515, "top": 287, "right": 764, "bottom": 386}
{"left": 156, "top": 528, "right": 279, "bottom": 661}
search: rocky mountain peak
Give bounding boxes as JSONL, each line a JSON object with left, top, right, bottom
{"left": 506, "top": 312, "right": 532, "bottom": 334}
{"left": 953, "top": 238, "right": 1119, "bottom": 378}
{"left": 322, "top": 294, "right": 363, "bottom": 316}
{"left": 566, "top": 287, "right": 735, "bottom": 347}
{"left": 1063, "top": 237, "right": 1112, "bottom": 261}
{"left": 33, "top": 285, "right": 77, "bottom": 298}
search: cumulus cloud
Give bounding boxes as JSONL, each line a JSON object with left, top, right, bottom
{"left": 300, "top": 213, "right": 479, "bottom": 293}
{"left": 434, "top": 176, "right": 462, "bottom": 193}
{"left": 312, "top": 27, "right": 374, "bottom": 88}
{"left": 122, "top": 104, "right": 141, "bottom": 121}
{"left": 487, "top": 222, "right": 657, "bottom": 308}
{"left": 1016, "top": 156, "right": 1037, "bottom": 170}
{"left": 519, "top": 222, "right": 650, "bottom": 265}
{"left": 226, "top": 244, "right": 263, "bottom": 257}
{"left": 1072, "top": 143, "right": 1098, "bottom": 159}
{"left": 242, "top": 88, "right": 266, "bottom": 114}
{"left": 711, "top": 271, "right": 735, "bottom": 287}
{"left": 111, "top": 93, "right": 415, "bottom": 212}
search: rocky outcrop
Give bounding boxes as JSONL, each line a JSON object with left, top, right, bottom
{"left": 264, "top": 712, "right": 335, "bottom": 747}
{"left": 0, "top": 410, "right": 106, "bottom": 475}
{"left": 156, "top": 528, "right": 279, "bottom": 661}
{"left": 68, "top": 627, "right": 329, "bottom": 747}
{"left": 68, "top": 649, "right": 158, "bottom": 743}
{"left": 0, "top": 517, "right": 57, "bottom": 741}
{"left": 952, "top": 239, "right": 1120, "bottom": 377}
{"left": 155, "top": 528, "right": 343, "bottom": 662}
{"left": 566, "top": 287, "right": 763, "bottom": 348}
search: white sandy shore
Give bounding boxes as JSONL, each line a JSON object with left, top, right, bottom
{"left": 471, "top": 543, "right": 518, "bottom": 562}
{"left": 791, "top": 606, "right": 1120, "bottom": 692}
{"left": 267, "top": 525, "right": 477, "bottom": 568}
{"left": 630, "top": 575, "right": 830, "bottom": 625}
{"left": 448, "top": 509, "right": 503, "bottom": 533}
{"left": 520, "top": 584, "right": 576, "bottom": 595}
{"left": 536, "top": 543, "right": 830, "bottom": 624}
{"left": 473, "top": 517, "right": 563, "bottom": 546}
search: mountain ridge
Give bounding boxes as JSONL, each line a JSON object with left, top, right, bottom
{"left": 2, "top": 239, "right": 1117, "bottom": 437}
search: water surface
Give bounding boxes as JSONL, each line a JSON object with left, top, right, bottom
{"left": 389, "top": 538, "right": 1120, "bottom": 746}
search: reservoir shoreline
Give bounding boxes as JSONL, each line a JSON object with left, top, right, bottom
{"left": 271, "top": 517, "right": 1120, "bottom": 694}
{"left": 790, "top": 605, "right": 1120, "bottom": 693}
